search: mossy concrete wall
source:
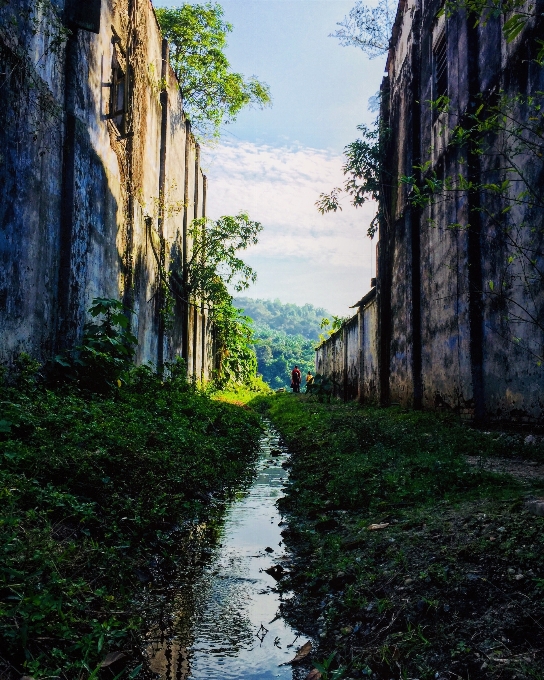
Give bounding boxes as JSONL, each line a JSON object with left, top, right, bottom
{"left": 375, "top": 0, "right": 544, "bottom": 423}
{"left": 0, "top": 0, "right": 214, "bottom": 380}
{"left": 315, "top": 290, "right": 379, "bottom": 402}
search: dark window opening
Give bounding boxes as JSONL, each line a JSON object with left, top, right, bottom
{"left": 66, "top": 0, "right": 101, "bottom": 33}
{"left": 433, "top": 32, "right": 448, "bottom": 118}
{"left": 110, "top": 48, "right": 127, "bottom": 132}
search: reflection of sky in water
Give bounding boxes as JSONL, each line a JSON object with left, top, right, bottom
{"left": 186, "top": 429, "right": 300, "bottom": 680}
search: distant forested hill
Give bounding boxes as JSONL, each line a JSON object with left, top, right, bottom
{"left": 233, "top": 298, "right": 331, "bottom": 389}
{"left": 233, "top": 297, "right": 330, "bottom": 341}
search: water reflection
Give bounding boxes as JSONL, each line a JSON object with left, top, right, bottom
{"left": 146, "top": 424, "right": 302, "bottom": 680}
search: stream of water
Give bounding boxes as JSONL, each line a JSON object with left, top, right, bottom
{"left": 146, "top": 423, "right": 306, "bottom": 680}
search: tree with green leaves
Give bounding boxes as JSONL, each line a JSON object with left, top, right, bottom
{"left": 233, "top": 297, "right": 331, "bottom": 340}
{"left": 184, "top": 212, "right": 262, "bottom": 305}
{"left": 169, "top": 212, "right": 262, "bottom": 385}
{"left": 315, "top": 119, "right": 386, "bottom": 237}
{"left": 251, "top": 323, "right": 316, "bottom": 389}
{"left": 155, "top": 3, "right": 271, "bottom": 138}
{"left": 316, "top": 0, "right": 393, "bottom": 236}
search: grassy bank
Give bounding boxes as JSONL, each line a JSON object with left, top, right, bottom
{"left": 0, "top": 363, "right": 261, "bottom": 679}
{"left": 256, "top": 394, "right": 544, "bottom": 680}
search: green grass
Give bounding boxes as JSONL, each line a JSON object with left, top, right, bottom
{"left": 259, "top": 394, "right": 531, "bottom": 513}
{"left": 255, "top": 394, "right": 544, "bottom": 680}
{"left": 0, "top": 365, "right": 262, "bottom": 679}
{"left": 213, "top": 375, "right": 273, "bottom": 406}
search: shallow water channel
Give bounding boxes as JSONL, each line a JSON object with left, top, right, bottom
{"left": 146, "top": 423, "right": 306, "bottom": 680}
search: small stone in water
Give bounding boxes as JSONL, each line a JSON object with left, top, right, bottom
{"left": 265, "top": 546, "right": 274, "bottom": 553}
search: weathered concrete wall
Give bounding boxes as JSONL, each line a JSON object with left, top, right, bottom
{"left": 375, "top": 0, "right": 544, "bottom": 423}
{"left": 344, "top": 315, "right": 359, "bottom": 401}
{"left": 0, "top": 2, "right": 65, "bottom": 362}
{"left": 315, "top": 288, "right": 379, "bottom": 404}
{"left": 318, "top": 0, "right": 544, "bottom": 422}
{"left": 360, "top": 292, "right": 379, "bottom": 403}
{"left": 0, "top": 0, "right": 215, "bottom": 379}
{"left": 315, "top": 331, "right": 341, "bottom": 395}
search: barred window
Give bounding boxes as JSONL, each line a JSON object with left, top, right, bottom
{"left": 433, "top": 32, "right": 448, "bottom": 103}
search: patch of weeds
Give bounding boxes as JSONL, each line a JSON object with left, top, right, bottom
{"left": 0, "top": 360, "right": 262, "bottom": 678}
{"left": 256, "top": 394, "right": 544, "bottom": 679}
{"left": 213, "top": 375, "right": 273, "bottom": 406}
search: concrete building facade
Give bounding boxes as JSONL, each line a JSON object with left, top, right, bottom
{"left": 317, "top": 0, "right": 544, "bottom": 424}
{"left": 315, "top": 288, "right": 379, "bottom": 402}
{"left": 0, "top": 0, "right": 214, "bottom": 380}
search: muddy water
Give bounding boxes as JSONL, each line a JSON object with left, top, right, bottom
{"left": 146, "top": 423, "right": 303, "bottom": 680}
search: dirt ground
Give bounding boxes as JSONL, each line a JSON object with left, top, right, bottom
{"left": 466, "top": 454, "right": 544, "bottom": 483}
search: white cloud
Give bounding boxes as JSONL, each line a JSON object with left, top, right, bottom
{"left": 201, "top": 141, "right": 377, "bottom": 313}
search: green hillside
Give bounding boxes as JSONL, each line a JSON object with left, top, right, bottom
{"left": 233, "top": 297, "right": 330, "bottom": 341}
{"left": 233, "top": 298, "right": 331, "bottom": 389}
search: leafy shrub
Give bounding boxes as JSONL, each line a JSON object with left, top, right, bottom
{"left": 0, "top": 356, "right": 261, "bottom": 678}
{"left": 51, "top": 298, "right": 137, "bottom": 393}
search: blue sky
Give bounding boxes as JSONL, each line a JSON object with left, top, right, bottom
{"left": 161, "top": 0, "right": 386, "bottom": 314}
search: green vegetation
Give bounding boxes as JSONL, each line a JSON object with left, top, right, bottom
{"left": 0, "top": 298, "right": 262, "bottom": 678}
{"left": 315, "top": 118, "right": 384, "bottom": 238}
{"left": 0, "top": 362, "right": 261, "bottom": 678}
{"left": 177, "top": 214, "right": 263, "bottom": 386}
{"left": 255, "top": 394, "right": 544, "bottom": 679}
{"left": 213, "top": 304, "right": 258, "bottom": 386}
{"left": 232, "top": 298, "right": 332, "bottom": 389}
{"left": 155, "top": 3, "right": 271, "bottom": 138}
{"left": 233, "top": 297, "right": 330, "bottom": 341}
{"left": 213, "top": 375, "right": 272, "bottom": 406}
{"left": 51, "top": 298, "right": 138, "bottom": 393}
{"left": 252, "top": 323, "right": 315, "bottom": 390}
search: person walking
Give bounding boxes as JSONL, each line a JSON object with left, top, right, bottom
{"left": 291, "top": 365, "right": 301, "bottom": 393}
{"left": 305, "top": 371, "right": 314, "bottom": 392}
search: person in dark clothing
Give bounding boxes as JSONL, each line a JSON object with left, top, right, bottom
{"left": 291, "top": 365, "right": 301, "bottom": 393}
